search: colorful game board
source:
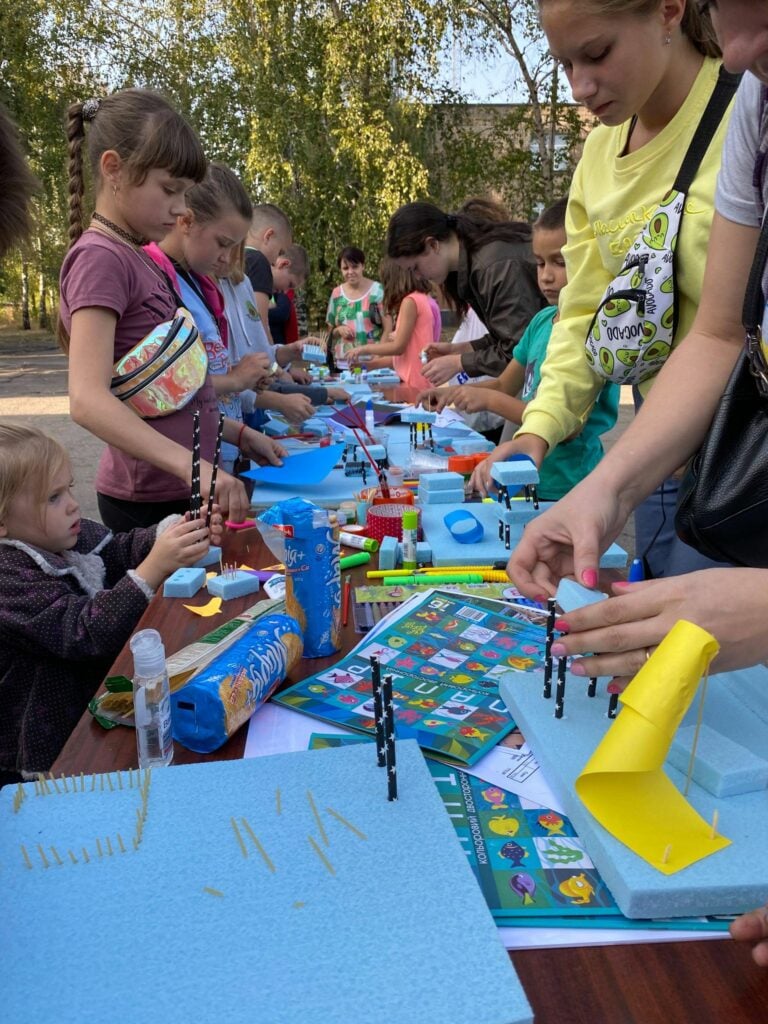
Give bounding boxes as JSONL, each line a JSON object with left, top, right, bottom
{"left": 273, "top": 591, "right": 550, "bottom": 765}
{"left": 1, "top": 742, "right": 532, "bottom": 1024}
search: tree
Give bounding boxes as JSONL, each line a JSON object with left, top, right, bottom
{"left": 441, "top": 0, "right": 588, "bottom": 214}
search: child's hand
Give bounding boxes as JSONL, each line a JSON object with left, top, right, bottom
{"left": 325, "top": 387, "right": 350, "bottom": 403}
{"left": 207, "top": 506, "right": 224, "bottom": 547}
{"left": 451, "top": 387, "right": 488, "bottom": 415}
{"left": 289, "top": 366, "right": 312, "bottom": 385}
{"left": 346, "top": 347, "right": 366, "bottom": 366}
{"left": 240, "top": 428, "right": 287, "bottom": 466}
{"left": 424, "top": 342, "right": 454, "bottom": 359}
{"left": 274, "top": 392, "right": 314, "bottom": 424}
{"left": 336, "top": 323, "right": 355, "bottom": 341}
{"left": 136, "top": 517, "right": 212, "bottom": 590}
{"left": 422, "top": 353, "right": 462, "bottom": 387}
{"left": 231, "top": 353, "right": 271, "bottom": 391}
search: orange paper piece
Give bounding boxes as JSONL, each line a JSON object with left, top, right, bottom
{"left": 184, "top": 597, "right": 222, "bottom": 618}
{"left": 575, "top": 620, "right": 731, "bottom": 875}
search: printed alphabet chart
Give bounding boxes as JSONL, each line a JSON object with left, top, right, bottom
{"left": 273, "top": 590, "right": 549, "bottom": 765}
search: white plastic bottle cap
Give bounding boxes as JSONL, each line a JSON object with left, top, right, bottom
{"left": 130, "top": 628, "right": 167, "bottom": 678}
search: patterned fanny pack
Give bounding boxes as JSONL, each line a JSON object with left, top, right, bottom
{"left": 585, "top": 67, "right": 739, "bottom": 386}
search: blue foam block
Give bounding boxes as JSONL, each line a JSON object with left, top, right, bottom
{"left": 499, "top": 663, "right": 768, "bottom": 918}
{"left": 378, "top": 535, "right": 398, "bottom": 571}
{"left": 302, "top": 418, "right": 331, "bottom": 436}
{"left": 400, "top": 408, "right": 437, "bottom": 423}
{"left": 418, "top": 471, "right": 465, "bottom": 491}
{"left": 600, "top": 542, "right": 628, "bottom": 568}
{"left": 417, "top": 487, "right": 466, "bottom": 505}
{"left": 490, "top": 459, "right": 539, "bottom": 487}
{"left": 163, "top": 567, "right": 207, "bottom": 598}
{"left": 555, "top": 578, "right": 608, "bottom": 613}
{"left": 451, "top": 437, "right": 495, "bottom": 455}
{"left": 668, "top": 723, "right": 768, "bottom": 798}
{"left": 354, "top": 444, "right": 386, "bottom": 461}
{"left": 207, "top": 570, "right": 262, "bottom": 600}
{"left": 193, "top": 545, "right": 222, "bottom": 569}
{"left": 301, "top": 344, "right": 326, "bottom": 364}
{"left": 494, "top": 502, "right": 541, "bottom": 525}
{"left": 0, "top": 743, "right": 532, "bottom": 1024}
{"left": 395, "top": 541, "right": 432, "bottom": 566}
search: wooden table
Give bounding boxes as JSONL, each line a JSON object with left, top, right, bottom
{"left": 53, "top": 513, "right": 768, "bottom": 1024}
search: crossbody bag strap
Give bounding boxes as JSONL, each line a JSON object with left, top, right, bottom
{"left": 674, "top": 67, "right": 741, "bottom": 194}
{"left": 743, "top": 211, "right": 768, "bottom": 332}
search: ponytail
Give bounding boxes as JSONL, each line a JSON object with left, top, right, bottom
{"left": 387, "top": 199, "right": 531, "bottom": 318}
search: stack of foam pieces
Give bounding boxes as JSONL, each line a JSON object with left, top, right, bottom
{"left": 451, "top": 436, "right": 495, "bottom": 455}
{"left": 490, "top": 460, "right": 541, "bottom": 550}
{"left": 378, "top": 536, "right": 433, "bottom": 571}
{"left": 417, "top": 471, "right": 465, "bottom": 505}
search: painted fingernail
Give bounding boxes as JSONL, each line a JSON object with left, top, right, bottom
{"left": 570, "top": 661, "right": 586, "bottom": 676}
{"left": 613, "top": 581, "right": 630, "bottom": 589}
{"left": 535, "top": 595, "right": 548, "bottom": 604}
{"left": 607, "top": 681, "right": 622, "bottom": 694}
{"left": 554, "top": 619, "right": 569, "bottom": 632}
{"left": 551, "top": 643, "right": 567, "bottom": 657}
{"left": 581, "top": 569, "right": 598, "bottom": 589}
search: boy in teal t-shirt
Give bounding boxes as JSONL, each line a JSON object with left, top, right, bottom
{"left": 423, "top": 197, "right": 618, "bottom": 500}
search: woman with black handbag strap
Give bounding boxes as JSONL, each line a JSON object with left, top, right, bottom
{"left": 509, "top": 1, "right": 768, "bottom": 675}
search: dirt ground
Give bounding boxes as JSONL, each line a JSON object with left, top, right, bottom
{"left": 0, "top": 329, "right": 636, "bottom": 558}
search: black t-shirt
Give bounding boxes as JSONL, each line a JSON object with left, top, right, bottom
{"left": 244, "top": 248, "right": 273, "bottom": 296}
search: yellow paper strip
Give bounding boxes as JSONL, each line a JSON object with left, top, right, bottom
{"left": 575, "top": 620, "right": 731, "bottom": 875}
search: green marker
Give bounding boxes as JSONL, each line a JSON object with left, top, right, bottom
{"left": 340, "top": 552, "right": 371, "bottom": 570}
{"left": 382, "top": 573, "right": 484, "bottom": 585}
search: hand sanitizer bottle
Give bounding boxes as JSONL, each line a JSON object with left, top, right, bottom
{"left": 130, "top": 628, "right": 174, "bottom": 768}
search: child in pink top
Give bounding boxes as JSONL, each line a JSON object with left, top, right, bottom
{"left": 347, "top": 260, "right": 437, "bottom": 389}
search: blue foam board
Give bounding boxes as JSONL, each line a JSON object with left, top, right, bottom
{"left": 499, "top": 663, "right": 768, "bottom": 918}
{"left": 420, "top": 501, "right": 541, "bottom": 566}
{"left": 668, "top": 723, "right": 768, "bottom": 798}
{"left": 0, "top": 743, "right": 532, "bottom": 1024}
{"left": 247, "top": 426, "right": 413, "bottom": 508}
{"left": 494, "top": 502, "right": 541, "bottom": 525}
{"left": 163, "top": 567, "right": 207, "bottom": 598}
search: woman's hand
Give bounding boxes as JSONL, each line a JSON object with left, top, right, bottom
{"left": 730, "top": 904, "right": 768, "bottom": 967}
{"left": 546, "top": 569, "right": 768, "bottom": 678}
{"left": 422, "top": 353, "right": 462, "bottom": 386}
{"left": 335, "top": 323, "right": 355, "bottom": 341}
{"left": 506, "top": 471, "right": 630, "bottom": 600}
{"left": 239, "top": 427, "right": 287, "bottom": 466}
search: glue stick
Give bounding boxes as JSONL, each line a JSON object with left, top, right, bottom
{"left": 339, "top": 531, "right": 379, "bottom": 553}
{"left": 365, "top": 399, "right": 375, "bottom": 435}
{"left": 401, "top": 509, "right": 419, "bottom": 571}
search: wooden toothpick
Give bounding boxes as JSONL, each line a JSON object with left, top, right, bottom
{"left": 710, "top": 809, "right": 719, "bottom": 840}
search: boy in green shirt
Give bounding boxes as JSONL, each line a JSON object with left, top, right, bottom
{"left": 421, "top": 197, "right": 619, "bottom": 500}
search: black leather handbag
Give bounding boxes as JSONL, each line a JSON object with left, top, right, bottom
{"left": 675, "top": 209, "right": 768, "bottom": 565}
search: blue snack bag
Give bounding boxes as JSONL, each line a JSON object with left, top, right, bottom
{"left": 258, "top": 497, "right": 341, "bottom": 658}
{"left": 170, "top": 614, "right": 303, "bottom": 752}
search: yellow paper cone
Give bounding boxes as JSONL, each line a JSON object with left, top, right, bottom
{"left": 575, "top": 620, "right": 730, "bottom": 874}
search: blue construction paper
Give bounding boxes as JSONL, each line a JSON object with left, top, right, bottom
{"left": 499, "top": 662, "right": 768, "bottom": 919}
{"left": 1, "top": 743, "right": 532, "bottom": 1024}
{"left": 241, "top": 443, "right": 344, "bottom": 486}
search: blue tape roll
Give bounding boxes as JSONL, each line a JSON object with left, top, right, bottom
{"left": 443, "top": 508, "right": 485, "bottom": 544}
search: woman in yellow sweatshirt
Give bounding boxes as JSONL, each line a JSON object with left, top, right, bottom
{"left": 473, "top": 0, "right": 732, "bottom": 578}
